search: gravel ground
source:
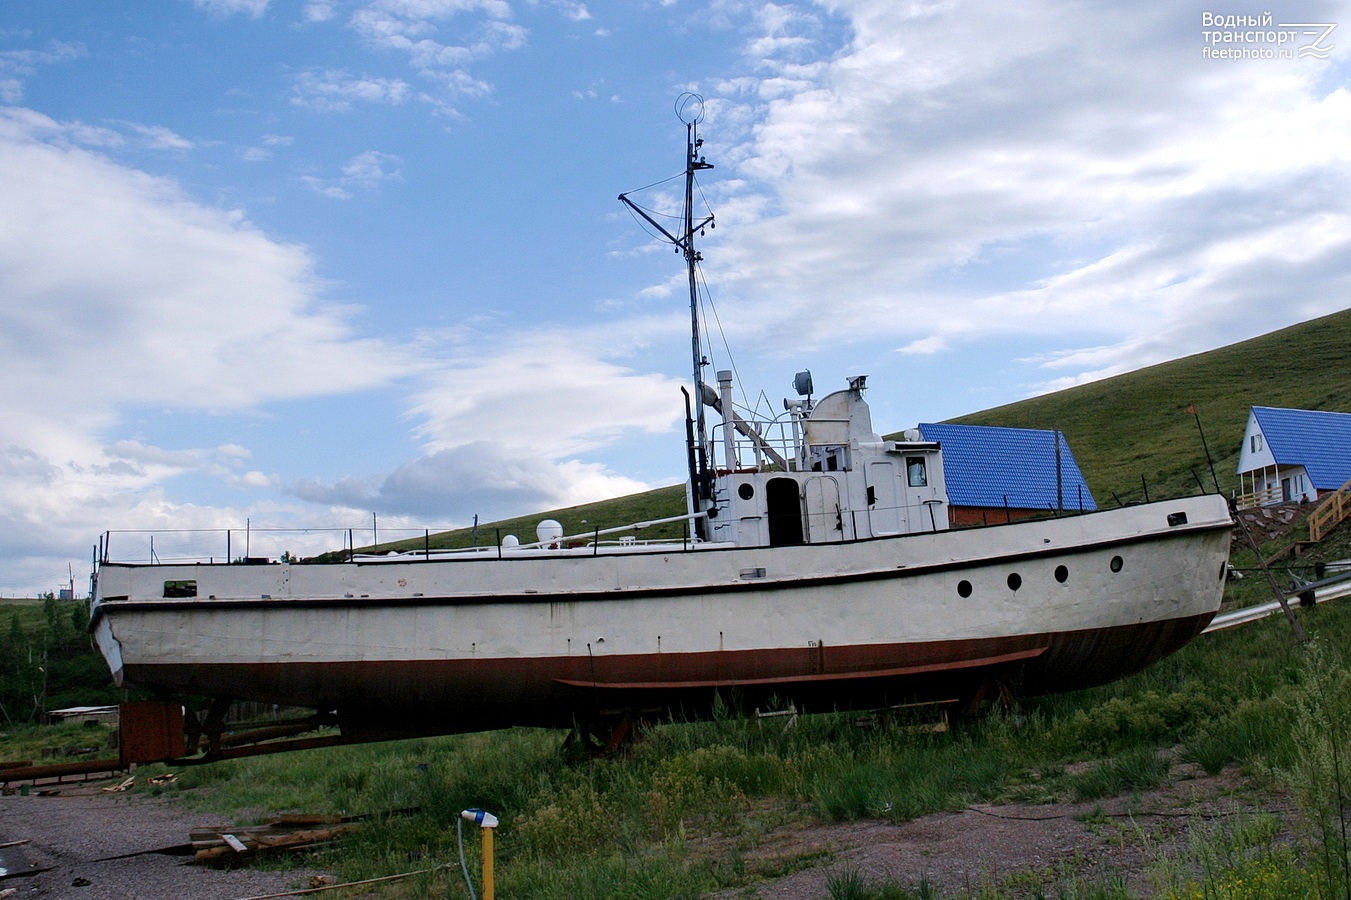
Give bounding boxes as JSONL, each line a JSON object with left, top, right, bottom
{"left": 0, "top": 784, "right": 324, "bottom": 900}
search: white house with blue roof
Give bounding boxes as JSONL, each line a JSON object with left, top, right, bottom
{"left": 917, "top": 423, "right": 1097, "bottom": 526}
{"left": 1236, "top": 406, "right": 1351, "bottom": 508}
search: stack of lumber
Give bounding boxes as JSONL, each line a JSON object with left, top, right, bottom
{"left": 191, "top": 813, "right": 359, "bottom": 864}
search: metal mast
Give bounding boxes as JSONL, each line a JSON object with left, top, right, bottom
{"left": 618, "top": 94, "right": 716, "bottom": 530}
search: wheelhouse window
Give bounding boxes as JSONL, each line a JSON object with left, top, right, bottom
{"left": 906, "top": 457, "right": 928, "bottom": 487}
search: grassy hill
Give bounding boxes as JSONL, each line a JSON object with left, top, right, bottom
{"left": 939, "top": 306, "right": 1351, "bottom": 505}
{"left": 394, "top": 307, "right": 1351, "bottom": 551}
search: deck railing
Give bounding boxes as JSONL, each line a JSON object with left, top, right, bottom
{"left": 1310, "top": 477, "right": 1351, "bottom": 542}
{"left": 96, "top": 512, "right": 711, "bottom": 567}
{"left": 1235, "top": 484, "right": 1285, "bottom": 510}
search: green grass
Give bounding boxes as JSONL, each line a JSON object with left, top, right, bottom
{"left": 0, "top": 719, "right": 117, "bottom": 765}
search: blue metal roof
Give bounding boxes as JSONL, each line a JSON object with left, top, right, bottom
{"left": 1251, "top": 406, "right": 1351, "bottom": 491}
{"left": 918, "top": 423, "right": 1097, "bottom": 511}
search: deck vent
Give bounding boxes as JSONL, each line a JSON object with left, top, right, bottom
{"left": 1167, "top": 512, "right": 1188, "bottom": 527}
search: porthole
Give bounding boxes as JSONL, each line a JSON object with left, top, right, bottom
{"left": 957, "top": 580, "right": 973, "bottom": 598}
{"left": 738, "top": 482, "right": 755, "bottom": 500}
{"left": 1110, "top": 555, "right": 1124, "bottom": 573}
{"left": 1054, "top": 565, "right": 1069, "bottom": 584}
{"left": 1007, "top": 573, "right": 1022, "bottom": 591}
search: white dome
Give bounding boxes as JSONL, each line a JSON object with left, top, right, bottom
{"left": 536, "top": 519, "right": 564, "bottom": 545}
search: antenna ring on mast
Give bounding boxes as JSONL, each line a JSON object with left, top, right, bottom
{"left": 675, "top": 92, "right": 705, "bottom": 125}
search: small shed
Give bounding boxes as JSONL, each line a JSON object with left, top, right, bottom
{"left": 1236, "top": 406, "right": 1351, "bottom": 508}
{"left": 46, "top": 705, "right": 120, "bottom": 726}
{"left": 917, "top": 423, "right": 1097, "bottom": 527}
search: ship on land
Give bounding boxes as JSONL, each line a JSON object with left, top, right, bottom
{"left": 89, "top": 98, "right": 1233, "bottom": 755}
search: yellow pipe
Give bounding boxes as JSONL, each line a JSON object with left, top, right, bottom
{"left": 482, "top": 825, "right": 495, "bottom": 900}
{"left": 461, "top": 808, "right": 500, "bottom": 899}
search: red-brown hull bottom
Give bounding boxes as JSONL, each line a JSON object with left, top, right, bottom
{"left": 123, "top": 611, "right": 1215, "bottom": 736}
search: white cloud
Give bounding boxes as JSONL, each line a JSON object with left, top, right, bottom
{"left": 694, "top": 0, "right": 1351, "bottom": 388}
{"left": 231, "top": 471, "right": 279, "bottom": 489}
{"left": 551, "top": 1, "right": 592, "bottom": 23}
{"left": 123, "top": 122, "right": 195, "bottom": 151}
{"left": 897, "top": 336, "right": 948, "bottom": 356}
{"left": 0, "top": 111, "right": 409, "bottom": 414}
{"left": 290, "top": 69, "right": 412, "bottom": 112}
{"left": 407, "top": 325, "right": 686, "bottom": 458}
{"left": 342, "top": 149, "right": 402, "bottom": 187}
{"left": 274, "top": 321, "right": 690, "bottom": 525}
{"left": 0, "top": 40, "right": 85, "bottom": 102}
{"left": 0, "top": 107, "right": 417, "bottom": 591}
{"left": 345, "top": 0, "right": 525, "bottom": 102}
{"left": 193, "top": 0, "right": 270, "bottom": 18}
{"left": 303, "top": 2, "right": 337, "bottom": 23}
{"left": 301, "top": 149, "right": 403, "bottom": 197}
{"left": 290, "top": 442, "right": 648, "bottom": 521}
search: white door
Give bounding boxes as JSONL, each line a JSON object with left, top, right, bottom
{"left": 866, "top": 461, "right": 904, "bottom": 536}
{"left": 804, "top": 476, "right": 843, "bottom": 542}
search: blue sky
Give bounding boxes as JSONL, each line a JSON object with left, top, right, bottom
{"left": 2, "top": 0, "right": 1349, "bottom": 595}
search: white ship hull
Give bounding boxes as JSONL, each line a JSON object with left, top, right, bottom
{"left": 91, "top": 494, "right": 1231, "bottom": 734}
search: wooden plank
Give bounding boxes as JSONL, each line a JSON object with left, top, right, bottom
{"left": 192, "top": 821, "right": 360, "bottom": 863}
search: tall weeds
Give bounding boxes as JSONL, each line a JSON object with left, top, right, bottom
{"left": 1287, "top": 640, "right": 1351, "bottom": 900}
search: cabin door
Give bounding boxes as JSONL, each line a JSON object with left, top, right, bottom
{"left": 865, "top": 461, "right": 904, "bottom": 536}
{"left": 766, "top": 477, "right": 805, "bottom": 546}
{"left": 804, "top": 476, "right": 844, "bottom": 543}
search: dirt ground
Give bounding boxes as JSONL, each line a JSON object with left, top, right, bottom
{"left": 0, "top": 764, "right": 1291, "bottom": 899}
{"left": 706, "top": 764, "right": 1294, "bottom": 898}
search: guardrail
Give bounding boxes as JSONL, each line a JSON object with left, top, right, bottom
{"left": 98, "top": 527, "right": 365, "bottom": 566}
{"left": 96, "top": 513, "right": 708, "bottom": 566}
